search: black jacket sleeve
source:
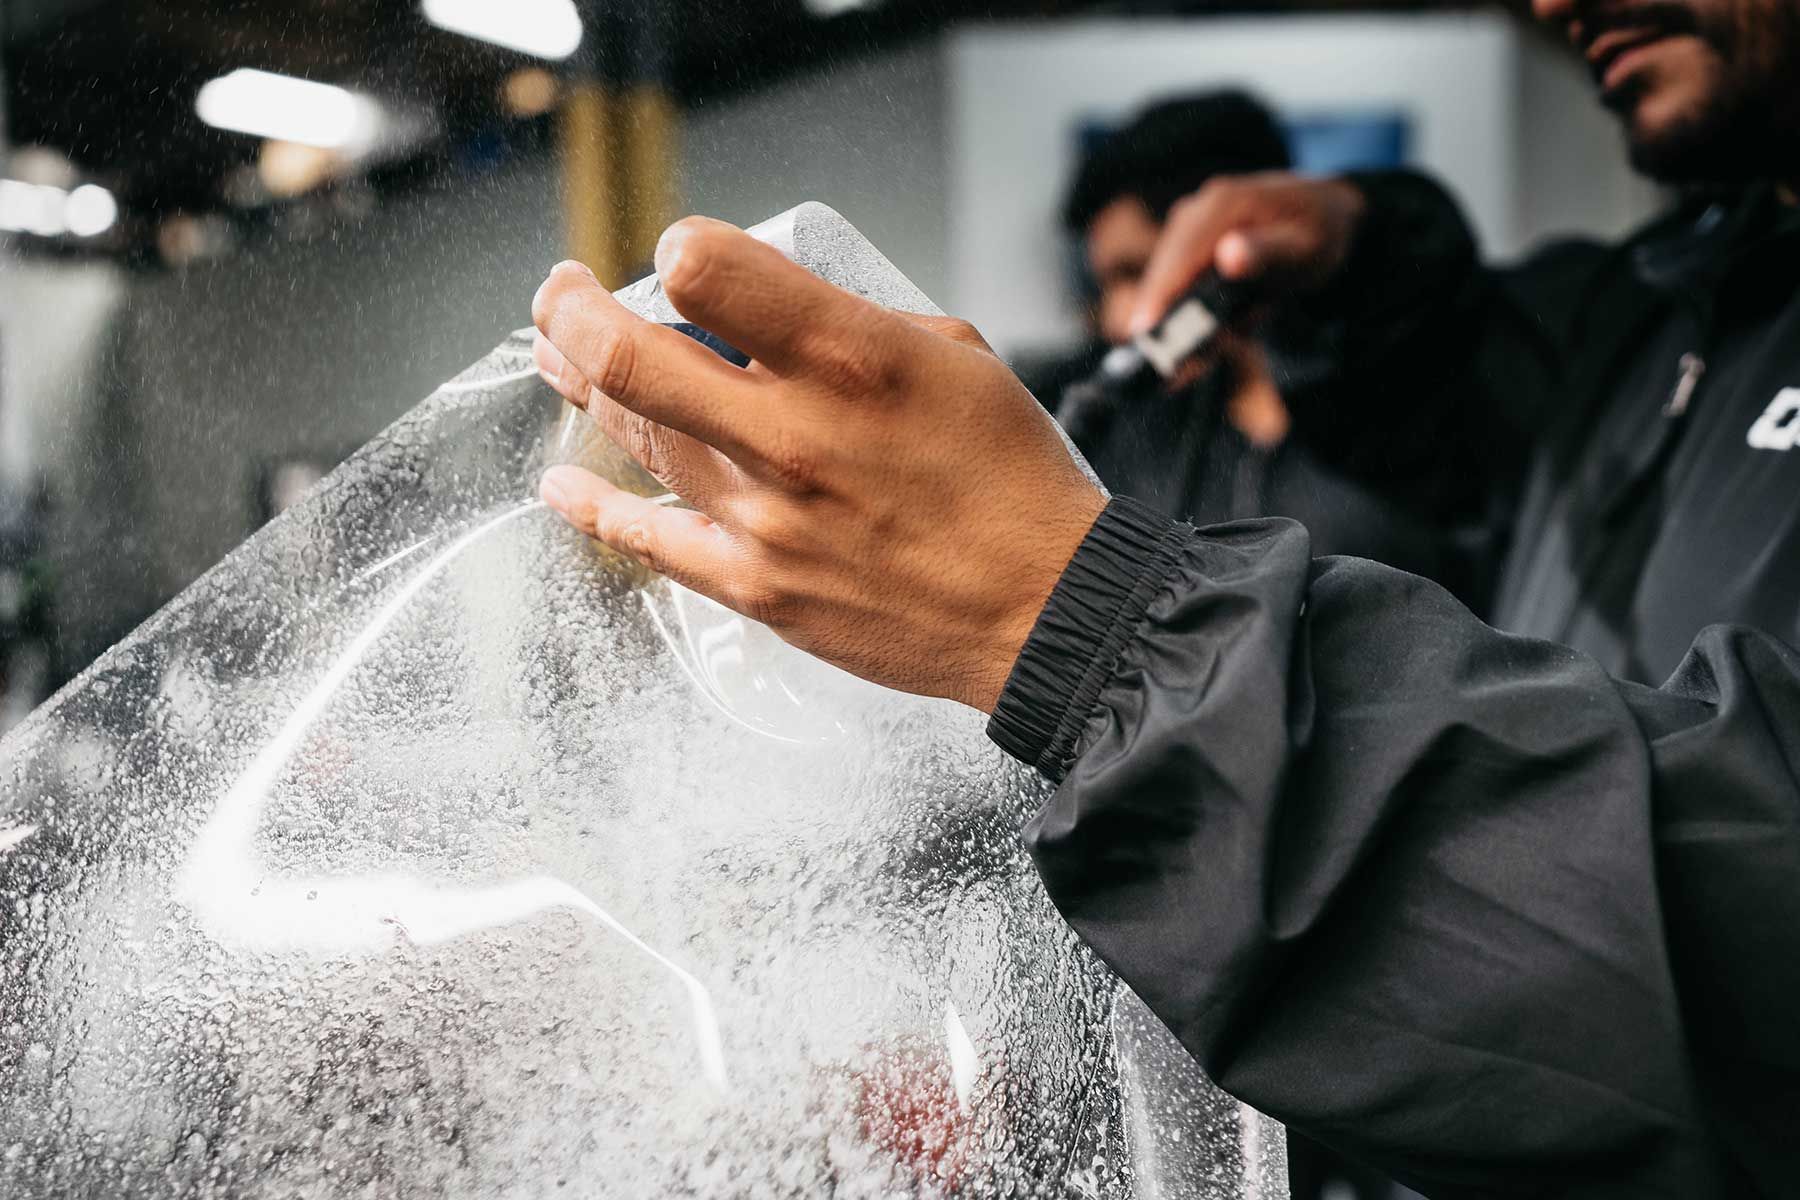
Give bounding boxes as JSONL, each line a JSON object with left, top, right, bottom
{"left": 989, "top": 498, "right": 1800, "bottom": 1200}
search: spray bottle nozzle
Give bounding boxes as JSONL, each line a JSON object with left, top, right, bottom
{"left": 1057, "top": 272, "right": 1249, "bottom": 443}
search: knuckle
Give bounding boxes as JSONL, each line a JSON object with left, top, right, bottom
{"left": 620, "top": 418, "right": 658, "bottom": 468}
{"left": 941, "top": 317, "right": 981, "bottom": 346}
{"left": 805, "top": 333, "right": 876, "bottom": 390}
{"left": 734, "top": 498, "right": 806, "bottom": 554}
{"left": 810, "top": 323, "right": 905, "bottom": 396}
{"left": 614, "top": 515, "right": 661, "bottom": 569}
{"left": 731, "top": 496, "right": 776, "bottom": 540}
{"left": 584, "top": 326, "right": 639, "bottom": 399}
{"left": 599, "top": 406, "right": 671, "bottom": 478}
{"left": 731, "top": 576, "right": 795, "bottom": 627}
{"left": 761, "top": 437, "right": 821, "bottom": 493}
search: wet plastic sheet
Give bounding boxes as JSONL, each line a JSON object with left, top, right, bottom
{"left": 0, "top": 204, "right": 1285, "bottom": 1198}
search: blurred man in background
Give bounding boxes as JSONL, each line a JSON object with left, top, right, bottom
{"left": 1055, "top": 92, "right": 1465, "bottom": 603}
{"left": 1064, "top": 93, "right": 1288, "bottom": 357}
{"left": 1122, "top": 0, "right": 1800, "bottom": 691}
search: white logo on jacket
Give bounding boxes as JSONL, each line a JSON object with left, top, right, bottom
{"left": 1747, "top": 388, "right": 1800, "bottom": 451}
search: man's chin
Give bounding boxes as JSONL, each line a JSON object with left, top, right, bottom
{"left": 1627, "top": 127, "right": 1725, "bottom": 183}
{"left": 1626, "top": 123, "right": 1758, "bottom": 184}
{"left": 1620, "top": 96, "right": 1746, "bottom": 182}
{"left": 1609, "top": 58, "right": 1765, "bottom": 183}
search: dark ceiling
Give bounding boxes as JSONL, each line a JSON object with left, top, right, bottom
{"left": 4, "top": 0, "right": 1527, "bottom": 246}
{"left": 3, "top": 0, "right": 1094, "bottom": 222}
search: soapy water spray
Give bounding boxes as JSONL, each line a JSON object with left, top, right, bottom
{"left": 176, "top": 497, "right": 728, "bottom": 1090}
{"left": 0, "top": 205, "right": 1284, "bottom": 1196}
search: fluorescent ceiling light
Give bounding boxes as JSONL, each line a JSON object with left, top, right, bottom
{"left": 803, "top": 0, "right": 881, "bottom": 15}
{"left": 64, "top": 184, "right": 118, "bottom": 237}
{"left": 421, "top": 0, "right": 583, "bottom": 61}
{"left": 196, "top": 69, "right": 381, "bottom": 151}
{"left": 0, "top": 180, "right": 68, "bottom": 236}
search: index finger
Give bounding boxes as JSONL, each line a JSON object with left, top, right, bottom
{"left": 654, "top": 216, "right": 898, "bottom": 380}
{"left": 1128, "top": 192, "right": 1245, "bottom": 336}
{"left": 533, "top": 260, "right": 768, "bottom": 461}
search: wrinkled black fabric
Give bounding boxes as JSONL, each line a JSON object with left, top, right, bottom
{"left": 1287, "top": 174, "right": 1800, "bottom": 680}
{"left": 987, "top": 173, "right": 1800, "bottom": 1197}
{"left": 1065, "top": 365, "right": 1463, "bottom": 601}
{"left": 991, "top": 501, "right": 1798, "bottom": 1198}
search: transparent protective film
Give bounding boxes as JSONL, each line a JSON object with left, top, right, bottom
{"left": 0, "top": 203, "right": 1283, "bottom": 1199}
{"left": 1114, "top": 993, "right": 1290, "bottom": 1200}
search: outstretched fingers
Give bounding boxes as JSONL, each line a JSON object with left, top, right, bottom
{"left": 539, "top": 465, "right": 740, "bottom": 598}
{"left": 653, "top": 217, "right": 900, "bottom": 385}
{"left": 532, "top": 260, "right": 769, "bottom": 461}
{"left": 535, "top": 333, "right": 739, "bottom": 512}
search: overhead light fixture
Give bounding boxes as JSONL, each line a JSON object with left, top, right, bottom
{"left": 501, "top": 67, "right": 560, "bottom": 118}
{"left": 257, "top": 140, "right": 343, "bottom": 198}
{"left": 196, "top": 69, "right": 381, "bottom": 151}
{"left": 0, "top": 180, "right": 68, "bottom": 237}
{"left": 64, "top": 184, "right": 119, "bottom": 237}
{"left": 0, "top": 180, "right": 118, "bottom": 239}
{"left": 803, "top": 0, "right": 881, "bottom": 15}
{"left": 421, "top": 0, "right": 583, "bottom": 61}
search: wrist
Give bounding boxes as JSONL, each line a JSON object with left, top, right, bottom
{"left": 964, "top": 492, "right": 1108, "bottom": 714}
{"left": 985, "top": 497, "right": 1188, "bottom": 779}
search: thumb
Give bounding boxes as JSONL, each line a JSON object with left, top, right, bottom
{"left": 1217, "top": 224, "right": 1322, "bottom": 290}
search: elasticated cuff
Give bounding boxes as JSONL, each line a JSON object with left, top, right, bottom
{"left": 987, "top": 497, "right": 1190, "bottom": 781}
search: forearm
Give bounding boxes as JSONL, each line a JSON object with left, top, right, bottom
{"left": 990, "top": 498, "right": 1770, "bottom": 1198}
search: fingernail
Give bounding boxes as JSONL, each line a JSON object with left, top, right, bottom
{"left": 533, "top": 334, "right": 568, "bottom": 391}
{"left": 1216, "top": 232, "right": 1253, "bottom": 279}
{"left": 1127, "top": 307, "right": 1156, "bottom": 337}
{"left": 654, "top": 222, "right": 689, "bottom": 281}
{"left": 539, "top": 471, "right": 569, "bottom": 512}
{"left": 551, "top": 258, "right": 594, "bottom": 279}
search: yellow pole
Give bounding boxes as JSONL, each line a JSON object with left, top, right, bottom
{"left": 558, "top": 81, "right": 679, "bottom": 287}
{"left": 618, "top": 83, "right": 680, "bottom": 275}
{"left": 558, "top": 81, "right": 623, "bottom": 286}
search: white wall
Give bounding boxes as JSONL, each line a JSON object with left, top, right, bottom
{"left": 1, "top": 165, "right": 564, "bottom": 665}
{"left": 0, "top": 253, "right": 135, "bottom": 663}
{"left": 0, "top": 255, "right": 125, "bottom": 486}
{"left": 680, "top": 39, "right": 949, "bottom": 301}
{"left": 944, "top": 14, "right": 1660, "bottom": 353}
{"left": 119, "top": 165, "right": 564, "bottom": 599}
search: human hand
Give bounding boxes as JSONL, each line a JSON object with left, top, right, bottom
{"left": 1128, "top": 172, "right": 1367, "bottom": 336}
{"left": 531, "top": 218, "right": 1108, "bottom": 713}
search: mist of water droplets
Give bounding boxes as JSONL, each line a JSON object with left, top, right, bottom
{"left": 0, "top": 205, "right": 1284, "bottom": 1199}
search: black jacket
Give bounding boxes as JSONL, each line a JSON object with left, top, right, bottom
{"left": 988, "top": 175, "right": 1800, "bottom": 1198}
{"left": 1062, "top": 363, "right": 1459, "bottom": 597}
